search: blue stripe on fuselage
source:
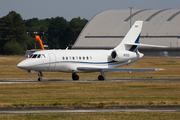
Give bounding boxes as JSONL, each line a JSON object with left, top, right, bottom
{"left": 34, "top": 60, "right": 125, "bottom": 67}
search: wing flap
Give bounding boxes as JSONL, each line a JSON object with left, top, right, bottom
{"left": 77, "top": 67, "right": 103, "bottom": 72}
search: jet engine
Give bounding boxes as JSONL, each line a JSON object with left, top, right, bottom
{"left": 110, "top": 50, "right": 137, "bottom": 62}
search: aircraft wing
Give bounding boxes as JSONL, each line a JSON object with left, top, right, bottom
{"left": 77, "top": 67, "right": 163, "bottom": 72}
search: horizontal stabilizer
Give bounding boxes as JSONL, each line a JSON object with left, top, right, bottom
{"left": 77, "top": 67, "right": 163, "bottom": 72}
{"left": 125, "top": 43, "right": 168, "bottom": 48}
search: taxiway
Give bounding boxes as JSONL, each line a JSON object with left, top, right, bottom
{"left": 0, "top": 78, "right": 179, "bottom": 84}
{"left": 0, "top": 105, "right": 180, "bottom": 114}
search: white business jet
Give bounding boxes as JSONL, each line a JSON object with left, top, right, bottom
{"left": 17, "top": 21, "right": 165, "bottom": 81}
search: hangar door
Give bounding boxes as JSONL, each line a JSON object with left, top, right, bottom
{"left": 49, "top": 53, "right": 56, "bottom": 70}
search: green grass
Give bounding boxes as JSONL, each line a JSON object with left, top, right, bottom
{"left": 0, "top": 82, "right": 180, "bottom": 107}
{"left": 0, "top": 112, "right": 180, "bottom": 120}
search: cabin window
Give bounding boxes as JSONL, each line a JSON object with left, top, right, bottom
{"left": 72, "top": 57, "right": 75, "bottom": 60}
{"left": 79, "top": 57, "right": 81, "bottom": 60}
{"left": 41, "top": 54, "right": 46, "bottom": 58}
{"left": 62, "top": 57, "right": 65, "bottom": 60}
{"left": 87, "top": 57, "right": 89, "bottom": 60}
{"left": 66, "top": 57, "right": 68, "bottom": 60}
{"left": 83, "top": 57, "right": 85, "bottom": 60}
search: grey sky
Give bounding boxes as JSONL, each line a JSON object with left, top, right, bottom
{"left": 0, "top": 0, "right": 180, "bottom": 21}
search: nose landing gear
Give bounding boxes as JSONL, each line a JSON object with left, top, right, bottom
{"left": 38, "top": 71, "right": 43, "bottom": 81}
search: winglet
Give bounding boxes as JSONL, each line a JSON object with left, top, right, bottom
{"left": 35, "top": 36, "right": 45, "bottom": 50}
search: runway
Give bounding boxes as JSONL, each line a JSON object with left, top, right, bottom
{"left": 0, "top": 105, "right": 180, "bottom": 114}
{"left": 0, "top": 78, "right": 180, "bottom": 84}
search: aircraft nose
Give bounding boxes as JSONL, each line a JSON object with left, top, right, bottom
{"left": 17, "top": 61, "right": 26, "bottom": 69}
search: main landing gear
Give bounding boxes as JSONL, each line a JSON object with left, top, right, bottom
{"left": 98, "top": 71, "right": 106, "bottom": 81}
{"left": 38, "top": 71, "right": 43, "bottom": 81}
{"left": 72, "top": 73, "right": 79, "bottom": 80}
{"left": 72, "top": 72, "right": 106, "bottom": 81}
{"left": 98, "top": 75, "right": 105, "bottom": 80}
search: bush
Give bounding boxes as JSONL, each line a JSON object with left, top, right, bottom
{"left": 3, "top": 40, "right": 23, "bottom": 55}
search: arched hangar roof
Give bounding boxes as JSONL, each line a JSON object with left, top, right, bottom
{"left": 73, "top": 9, "right": 180, "bottom": 48}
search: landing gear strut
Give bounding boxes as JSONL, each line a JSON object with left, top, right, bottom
{"left": 98, "top": 71, "right": 106, "bottom": 81}
{"left": 38, "top": 71, "right": 43, "bottom": 81}
{"left": 72, "top": 73, "right": 79, "bottom": 81}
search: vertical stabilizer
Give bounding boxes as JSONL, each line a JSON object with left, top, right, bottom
{"left": 114, "top": 21, "right": 143, "bottom": 52}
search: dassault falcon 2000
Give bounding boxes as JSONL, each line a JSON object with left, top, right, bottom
{"left": 17, "top": 21, "right": 166, "bottom": 81}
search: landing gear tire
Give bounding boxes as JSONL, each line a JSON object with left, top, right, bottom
{"left": 98, "top": 75, "right": 105, "bottom": 81}
{"left": 72, "top": 73, "right": 79, "bottom": 81}
{"left": 38, "top": 71, "right": 43, "bottom": 81}
{"left": 38, "top": 78, "right": 42, "bottom": 81}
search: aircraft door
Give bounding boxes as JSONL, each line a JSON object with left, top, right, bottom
{"left": 49, "top": 53, "right": 56, "bottom": 70}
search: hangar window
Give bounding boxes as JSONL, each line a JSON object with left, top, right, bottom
{"left": 146, "top": 9, "right": 169, "bottom": 21}
{"left": 124, "top": 9, "right": 149, "bottom": 21}
{"left": 167, "top": 11, "right": 180, "bottom": 21}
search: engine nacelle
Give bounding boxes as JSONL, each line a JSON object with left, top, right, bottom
{"left": 110, "top": 50, "right": 137, "bottom": 61}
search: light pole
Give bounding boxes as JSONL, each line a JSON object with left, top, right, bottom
{"left": 34, "top": 32, "right": 38, "bottom": 50}
{"left": 41, "top": 32, "right": 45, "bottom": 43}
{"left": 128, "top": 7, "right": 133, "bottom": 28}
{"left": 27, "top": 31, "right": 45, "bottom": 50}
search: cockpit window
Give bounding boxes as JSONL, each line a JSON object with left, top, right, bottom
{"left": 32, "top": 54, "right": 38, "bottom": 58}
{"left": 29, "top": 54, "right": 33, "bottom": 58}
{"left": 30, "top": 54, "right": 46, "bottom": 58}
{"left": 37, "top": 54, "right": 41, "bottom": 58}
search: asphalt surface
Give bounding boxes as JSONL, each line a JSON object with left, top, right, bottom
{"left": 0, "top": 78, "right": 180, "bottom": 84}
{"left": 0, "top": 105, "right": 180, "bottom": 114}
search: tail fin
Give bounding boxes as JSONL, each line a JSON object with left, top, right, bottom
{"left": 35, "top": 36, "right": 45, "bottom": 50}
{"left": 114, "top": 21, "right": 143, "bottom": 52}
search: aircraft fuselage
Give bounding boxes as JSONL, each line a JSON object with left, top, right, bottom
{"left": 17, "top": 49, "right": 142, "bottom": 73}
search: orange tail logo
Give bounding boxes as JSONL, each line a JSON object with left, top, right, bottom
{"left": 35, "top": 36, "right": 45, "bottom": 50}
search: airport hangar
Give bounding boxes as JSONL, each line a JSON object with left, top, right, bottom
{"left": 72, "top": 9, "right": 180, "bottom": 56}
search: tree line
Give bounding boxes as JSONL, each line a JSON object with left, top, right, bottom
{"left": 0, "top": 11, "right": 88, "bottom": 55}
